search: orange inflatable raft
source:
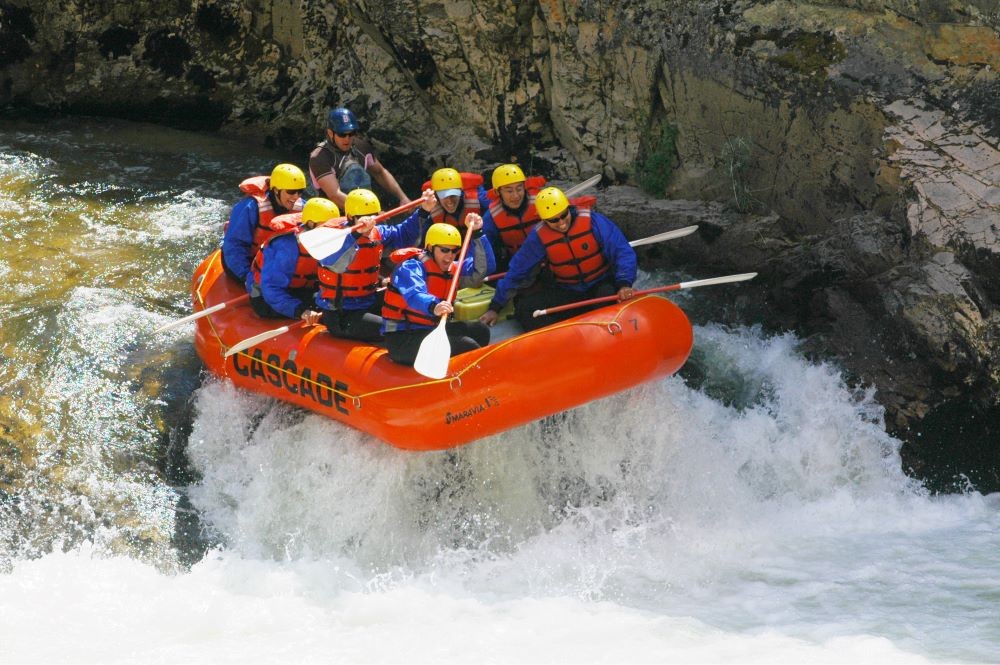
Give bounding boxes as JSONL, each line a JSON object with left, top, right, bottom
{"left": 192, "top": 251, "right": 694, "bottom": 451}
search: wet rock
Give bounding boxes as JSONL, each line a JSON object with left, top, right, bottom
{"left": 0, "top": 4, "right": 35, "bottom": 67}
{"left": 97, "top": 26, "right": 139, "bottom": 60}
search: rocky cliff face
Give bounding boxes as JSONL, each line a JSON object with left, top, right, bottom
{"left": 2, "top": 0, "right": 998, "bottom": 489}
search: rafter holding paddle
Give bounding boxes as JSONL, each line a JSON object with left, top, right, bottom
{"left": 412, "top": 222, "right": 479, "bottom": 380}
{"left": 532, "top": 272, "right": 758, "bottom": 318}
{"left": 299, "top": 195, "right": 429, "bottom": 260}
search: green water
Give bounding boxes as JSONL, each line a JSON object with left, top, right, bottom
{"left": 0, "top": 114, "right": 297, "bottom": 568}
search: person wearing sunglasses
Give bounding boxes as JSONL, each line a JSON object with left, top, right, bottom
{"left": 381, "top": 219, "right": 496, "bottom": 366}
{"left": 308, "top": 106, "right": 411, "bottom": 210}
{"left": 221, "top": 163, "right": 307, "bottom": 283}
{"left": 480, "top": 186, "right": 637, "bottom": 331}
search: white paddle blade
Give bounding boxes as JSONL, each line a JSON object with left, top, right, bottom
{"left": 413, "top": 317, "right": 451, "bottom": 379}
{"left": 629, "top": 225, "right": 698, "bottom": 247}
{"left": 154, "top": 301, "right": 226, "bottom": 333}
{"left": 299, "top": 226, "right": 352, "bottom": 260}
{"left": 563, "top": 174, "right": 601, "bottom": 197}
{"left": 679, "top": 272, "right": 758, "bottom": 290}
{"left": 224, "top": 324, "right": 292, "bottom": 358}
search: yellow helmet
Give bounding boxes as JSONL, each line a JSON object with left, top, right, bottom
{"left": 301, "top": 197, "right": 341, "bottom": 224}
{"left": 535, "top": 186, "right": 570, "bottom": 220}
{"left": 270, "top": 163, "right": 306, "bottom": 190}
{"left": 492, "top": 164, "right": 525, "bottom": 190}
{"left": 425, "top": 223, "right": 461, "bottom": 248}
{"left": 430, "top": 167, "right": 463, "bottom": 197}
{"left": 344, "top": 188, "right": 381, "bottom": 217}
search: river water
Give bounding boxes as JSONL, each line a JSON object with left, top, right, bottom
{"left": 1, "top": 116, "right": 998, "bottom": 663}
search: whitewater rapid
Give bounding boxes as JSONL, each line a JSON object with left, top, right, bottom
{"left": 7, "top": 326, "right": 1000, "bottom": 663}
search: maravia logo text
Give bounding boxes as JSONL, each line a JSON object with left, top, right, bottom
{"left": 231, "top": 348, "right": 350, "bottom": 415}
{"left": 445, "top": 396, "right": 500, "bottom": 425}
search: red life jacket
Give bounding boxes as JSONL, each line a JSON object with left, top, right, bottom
{"left": 389, "top": 247, "right": 424, "bottom": 264}
{"left": 224, "top": 176, "right": 278, "bottom": 255}
{"left": 488, "top": 194, "right": 539, "bottom": 255}
{"left": 483, "top": 175, "right": 547, "bottom": 202}
{"left": 382, "top": 254, "right": 456, "bottom": 327}
{"left": 317, "top": 227, "right": 384, "bottom": 302}
{"left": 422, "top": 172, "right": 483, "bottom": 231}
{"left": 535, "top": 207, "right": 609, "bottom": 285}
{"left": 430, "top": 198, "right": 482, "bottom": 230}
{"left": 261, "top": 210, "right": 303, "bottom": 235}
{"left": 249, "top": 220, "right": 319, "bottom": 290}
{"left": 490, "top": 193, "right": 597, "bottom": 255}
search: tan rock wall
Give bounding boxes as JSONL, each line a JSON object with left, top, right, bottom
{"left": 3, "top": 2, "right": 996, "bottom": 206}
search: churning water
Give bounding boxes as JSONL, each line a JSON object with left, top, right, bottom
{"left": 1, "top": 116, "right": 998, "bottom": 664}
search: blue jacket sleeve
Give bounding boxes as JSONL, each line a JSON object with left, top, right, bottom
{"left": 477, "top": 185, "right": 491, "bottom": 210}
{"left": 591, "top": 212, "right": 637, "bottom": 288}
{"left": 393, "top": 259, "right": 440, "bottom": 316}
{"left": 490, "top": 230, "right": 546, "bottom": 308}
{"left": 480, "top": 206, "right": 501, "bottom": 250}
{"left": 259, "top": 235, "right": 309, "bottom": 318}
{"left": 378, "top": 209, "right": 425, "bottom": 251}
{"left": 221, "top": 198, "right": 259, "bottom": 281}
{"left": 410, "top": 209, "right": 433, "bottom": 247}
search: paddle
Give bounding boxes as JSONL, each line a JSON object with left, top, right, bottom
{"left": 412, "top": 224, "right": 478, "bottom": 379}
{"left": 628, "top": 224, "right": 698, "bottom": 247}
{"left": 564, "top": 173, "right": 601, "bottom": 197}
{"left": 531, "top": 272, "right": 758, "bottom": 318}
{"left": 299, "top": 197, "right": 426, "bottom": 260}
{"left": 224, "top": 320, "right": 308, "bottom": 358}
{"left": 154, "top": 294, "right": 249, "bottom": 333}
{"left": 483, "top": 225, "right": 699, "bottom": 283}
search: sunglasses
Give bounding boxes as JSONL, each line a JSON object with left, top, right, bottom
{"left": 543, "top": 209, "right": 570, "bottom": 225}
{"left": 284, "top": 189, "right": 305, "bottom": 196}
{"left": 435, "top": 246, "right": 460, "bottom": 255}
{"left": 335, "top": 132, "right": 356, "bottom": 138}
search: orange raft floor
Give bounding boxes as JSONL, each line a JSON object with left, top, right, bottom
{"left": 192, "top": 251, "right": 694, "bottom": 451}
